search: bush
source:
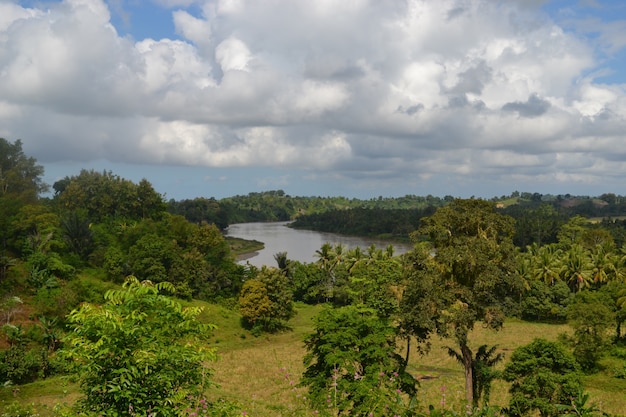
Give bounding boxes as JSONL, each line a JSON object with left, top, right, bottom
{"left": 61, "top": 277, "right": 218, "bottom": 416}
{"left": 301, "top": 305, "right": 417, "bottom": 416}
{"left": 0, "top": 346, "right": 44, "bottom": 385}
{"left": 503, "top": 338, "right": 582, "bottom": 417}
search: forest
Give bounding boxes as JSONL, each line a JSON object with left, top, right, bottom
{"left": 2, "top": 137, "right": 626, "bottom": 416}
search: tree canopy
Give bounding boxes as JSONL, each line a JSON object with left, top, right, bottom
{"left": 401, "top": 199, "right": 522, "bottom": 405}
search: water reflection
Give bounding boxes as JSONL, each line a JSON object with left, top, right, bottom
{"left": 225, "top": 221, "right": 413, "bottom": 267}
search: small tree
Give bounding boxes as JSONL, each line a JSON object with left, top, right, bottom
{"left": 239, "top": 266, "right": 295, "bottom": 333}
{"left": 63, "top": 277, "right": 217, "bottom": 417}
{"left": 301, "top": 305, "right": 417, "bottom": 416}
{"left": 562, "top": 291, "right": 614, "bottom": 372}
{"left": 239, "top": 279, "right": 272, "bottom": 330}
{"left": 503, "top": 338, "right": 582, "bottom": 417}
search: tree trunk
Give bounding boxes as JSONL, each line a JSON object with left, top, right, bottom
{"left": 404, "top": 337, "right": 411, "bottom": 367}
{"left": 461, "top": 342, "right": 473, "bottom": 405}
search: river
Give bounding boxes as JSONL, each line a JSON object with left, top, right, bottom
{"left": 225, "top": 221, "right": 414, "bottom": 267}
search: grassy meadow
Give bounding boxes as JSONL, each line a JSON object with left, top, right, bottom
{"left": 4, "top": 301, "right": 626, "bottom": 416}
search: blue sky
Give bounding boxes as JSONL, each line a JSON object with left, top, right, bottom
{"left": 2, "top": 0, "right": 626, "bottom": 200}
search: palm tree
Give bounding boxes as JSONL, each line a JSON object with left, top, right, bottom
{"left": 515, "top": 251, "right": 533, "bottom": 291}
{"left": 273, "top": 251, "right": 291, "bottom": 276}
{"left": 562, "top": 244, "right": 593, "bottom": 292}
{"left": 531, "top": 244, "right": 563, "bottom": 285}
{"left": 315, "top": 243, "right": 337, "bottom": 300}
{"left": 345, "top": 246, "right": 365, "bottom": 274}
{"left": 589, "top": 243, "right": 619, "bottom": 286}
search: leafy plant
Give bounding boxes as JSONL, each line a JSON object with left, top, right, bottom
{"left": 556, "top": 389, "right": 604, "bottom": 417}
{"left": 301, "top": 305, "right": 417, "bottom": 416}
{"left": 62, "top": 277, "right": 218, "bottom": 417}
{"left": 502, "top": 338, "right": 582, "bottom": 417}
{"left": 239, "top": 266, "right": 295, "bottom": 333}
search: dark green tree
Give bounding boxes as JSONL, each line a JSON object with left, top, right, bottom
{"left": 0, "top": 138, "right": 48, "bottom": 258}
{"left": 400, "top": 199, "right": 522, "bottom": 405}
{"left": 0, "top": 138, "right": 48, "bottom": 201}
{"left": 301, "top": 305, "right": 417, "bottom": 416}
{"left": 503, "top": 338, "right": 582, "bottom": 417}
{"left": 561, "top": 291, "right": 614, "bottom": 372}
{"left": 55, "top": 170, "right": 165, "bottom": 223}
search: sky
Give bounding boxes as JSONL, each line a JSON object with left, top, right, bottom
{"left": 2, "top": 0, "right": 626, "bottom": 200}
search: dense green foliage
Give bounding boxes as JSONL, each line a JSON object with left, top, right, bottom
{"left": 55, "top": 170, "right": 167, "bottom": 223}
{"left": 503, "top": 339, "right": 582, "bottom": 417}
{"left": 301, "top": 305, "right": 417, "bottom": 416}
{"left": 290, "top": 207, "right": 436, "bottom": 240}
{"left": 62, "top": 278, "right": 217, "bottom": 417}
{"left": 401, "top": 199, "right": 522, "bottom": 405}
{"left": 238, "top": 266, "right": 295, "bottom": 333}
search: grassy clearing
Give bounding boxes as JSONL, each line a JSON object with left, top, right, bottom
{"left": 3, "top": 303, "right": 626, "bottom": 416}
{"left": 226, "top": 236, "right": 264, "bottom": 257}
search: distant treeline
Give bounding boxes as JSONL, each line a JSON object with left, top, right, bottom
{"left": 167, "top": 191, "right": 452, "bottom": 229}
{"left": 289, "top": 207, "right": 437, "bottom": 241}
{"left": 167, "top": 190, "right": 626, "bottom": 247}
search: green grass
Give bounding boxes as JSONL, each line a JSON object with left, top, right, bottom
{"left": 3, "top": 304, "right": 626, "bottom": 416}
{"left": 226, "top": 236, "right": 264, "bottom": 256}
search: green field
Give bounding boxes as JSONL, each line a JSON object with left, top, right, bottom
{"left": 3, "top": 302, "right": 626, "bottom": 416}
{"left": 226, "top": 236, "right": 264, "bottom": 257}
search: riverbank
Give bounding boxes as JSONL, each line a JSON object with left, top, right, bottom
{"left": 225, "top": 236, "right": 264, "bottom": 257}
{"left": 224, "top": 221, "right": 413, "bottom": 267}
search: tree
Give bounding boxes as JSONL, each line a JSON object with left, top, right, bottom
{"left": 238, "top": 279, "right": 272, "bottom": 330}
{"left": 346, "top": 255, "right": 402, "bottom": 319}
{"left": 273, "top": 251, "right": 291, "bottom": 276}
{"left": 55, "top": 170, "right": 165, "bottom": 223}
{"left": 445, "top": 344, "right": 504, "bottom": 408}
{"left": 62, "top": 277, "right": 217, "bottom": 417}
{"left": 520, "top": 280, "right": 572, "bottom": 322}
{"left": 0, "top": 138, "right": 48, "bottom": 201}
{"left": 238, "top": 266, "right": 295, "bottom": 332}
{"left": 301, "top": 305, "right": 417, "bottom": 416}
{"left": 315, "top": 242, "right": 339, "bottom": 301}
{"left": 561, "top": 244, "right": 593, "bottom": 292}
{"left": 503, "top": 338, "right": 582, "bottom": 417}
{"left": 562, "top": 291, "right": 614, "bottom": 372}
{"left": 528, "top": 243, "right": 562, "bottom": 285}
{"left": 0, "top": 138, "right": 48, "bottom": 257}
{"left": 400, "top": 199, "right": 521, "bottom": 405}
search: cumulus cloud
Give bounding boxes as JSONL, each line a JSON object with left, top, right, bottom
{"left": 1, "top": 0, "right": 626, "bottom": 197}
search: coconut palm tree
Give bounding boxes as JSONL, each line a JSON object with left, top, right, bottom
{"left": 530, "top": 243, "right": 563, "bottom": 285}
{"left": 589, "top": 243, "right": 620, "bottom": 286}
{"left": 562, "top": 244, "right": 593, "bottom": 292}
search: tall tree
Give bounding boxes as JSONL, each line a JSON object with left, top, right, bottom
{"left": 55, "top": 170, "right": 165, "bottom": 223}
{"left": 400, "top": 199, "right": 521, "bottom": 405}
{"left": 0, "top": 139, "right": 48, "bottom": 201}
{"left": 0, "top": 138, "right": 48, "bottom": 257}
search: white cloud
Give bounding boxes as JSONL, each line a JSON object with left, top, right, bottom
{"left": 1, "top": 0, "right": 626, "bottom": 197}
{"left": 214, "top": 37, "right": 251, "bottom": 72}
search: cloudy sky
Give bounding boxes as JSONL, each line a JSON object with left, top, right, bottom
{"left": 2, "top": 0, "right": 626, "bottom": 200}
